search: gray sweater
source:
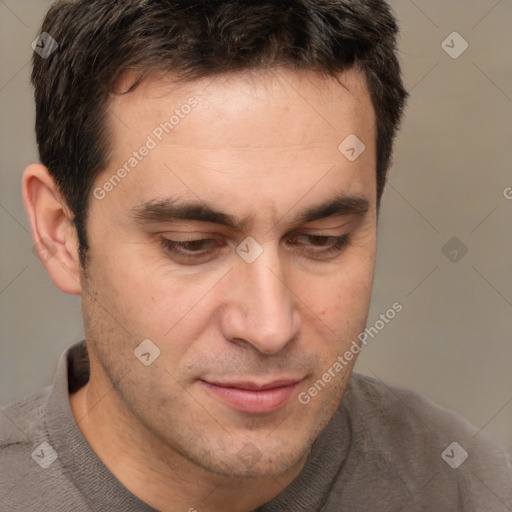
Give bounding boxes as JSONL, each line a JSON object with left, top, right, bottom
{"left": 1, "top": 340, "right": 511, "bottom": 511}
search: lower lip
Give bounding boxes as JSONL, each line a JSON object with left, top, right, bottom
{"left": 200, "top": 381, "right": 300, "bottom": 414}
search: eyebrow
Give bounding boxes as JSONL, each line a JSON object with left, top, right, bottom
{"left": 130, "top": 193, "right": 370, "bottom": 231}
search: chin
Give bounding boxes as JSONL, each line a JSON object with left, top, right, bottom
{"left": 186, "top": 436, "right": 313, "bottom": 479}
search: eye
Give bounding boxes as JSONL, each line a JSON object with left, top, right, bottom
{"left": 287, "top": 234, "right": 350, "bottom": 258}
{"left": 159, "top": 233, "right": 350, "bottom": 264}
{"left": 160, "top": 236, "right": 222, "bottom": 261}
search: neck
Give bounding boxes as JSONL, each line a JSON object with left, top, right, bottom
{"left": 69, "top": 373, "right": 307, "bottom": 512}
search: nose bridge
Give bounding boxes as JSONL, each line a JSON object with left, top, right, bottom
{"left": 225, "top": 243, "right": 299, "bottom": 354}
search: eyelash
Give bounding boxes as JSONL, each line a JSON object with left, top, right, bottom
{"left": 159, "top": 234, "right": 350, "bottom": 261}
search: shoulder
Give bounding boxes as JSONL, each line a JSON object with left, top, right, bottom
{"left": 345, "top": 372, "right": 511, "bottom": 464}
{"left": 0, "top": 387, "right": 51, "bottom": 510}
{"left": 347, "top": 372, "right": 481, "bottom": 436}
{"left": 0, "top": 387, "right": 91, "bottom": 512}
{"left": 341, "top": 372, "right": 512, "bottom": 509}
{"left": 0, "top": 386, "right": 52, "bottom": 485}
{"left": 0, "top": 385, "right": 52, "bottom": 448}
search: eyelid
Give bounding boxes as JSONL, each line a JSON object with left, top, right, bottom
{"left": 297, "top": 221, "right": 352, "bottom": 232}
{"left": 158, "top": 231, "right": 349, "bottom": 245}
{"left": 158, "top": 233, "right": 351, "bottom": 264}
{"left": 155, "top": 217, "right": 352, "bottom": 237}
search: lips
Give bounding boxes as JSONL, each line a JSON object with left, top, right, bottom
{"left": 200, "top": 378, "right": 303, "bottom": 414}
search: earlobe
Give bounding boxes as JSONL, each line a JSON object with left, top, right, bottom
{"left": 22, "top": 163, "right": 83, "bottom": 295}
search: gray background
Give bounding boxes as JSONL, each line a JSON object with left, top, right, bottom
{"left": 1, "top": 0, "right": 511, "bottom": 455}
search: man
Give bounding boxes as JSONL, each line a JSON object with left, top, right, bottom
{"left": 1, "top": 0, "right": 511, "bottom": 510}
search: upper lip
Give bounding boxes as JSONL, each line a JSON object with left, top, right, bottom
{"left": 202, "top": 378, "right": 303, "bottom": 391}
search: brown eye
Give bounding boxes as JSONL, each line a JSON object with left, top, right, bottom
{"left": 160, "top": 237, "right": 221, "bottom": 259}
{"left": 287, "top": 234, "right": 350, "bottom": 257}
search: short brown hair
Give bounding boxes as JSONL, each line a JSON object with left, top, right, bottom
{"left": 31, "top": 0, "right": 408, "bottom": 266}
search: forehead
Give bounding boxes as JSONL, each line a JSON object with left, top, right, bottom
{"left": 97, "top": 67, "right": 376, "bottom": 226}
{"left": 109, "top": 66, "right": 374, "bottom": 142}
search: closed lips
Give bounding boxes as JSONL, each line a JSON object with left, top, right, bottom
{"left": 200, "top": 378, "right": 303, "bottom": 413}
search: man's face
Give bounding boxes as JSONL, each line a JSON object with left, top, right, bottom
{"left": 81, "top": 67, "right": 377, "bottom": 477}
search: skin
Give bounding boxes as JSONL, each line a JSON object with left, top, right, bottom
{"left": 22, "top": 66, "right": 377, "bottom": 512}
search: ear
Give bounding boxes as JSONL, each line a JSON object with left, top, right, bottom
{"left": 22, "top": 163, "right": 82, "bottom": 295}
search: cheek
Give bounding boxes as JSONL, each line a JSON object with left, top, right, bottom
{"left": 91, "top": 239, "right": 173, "bottom": 315}
{"left": 91, "top": 243, "right": 226, "bottom": 360}
{"left": 299, "top": 251, "right": 375, "bottom": 331}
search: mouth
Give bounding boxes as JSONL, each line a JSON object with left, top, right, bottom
{"left": 199, "top": 378, "right": 303, "bottom": 414}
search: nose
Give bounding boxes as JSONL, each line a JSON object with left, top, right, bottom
{"left": 220, "top": 245, "right": 301, "bottom": 355}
